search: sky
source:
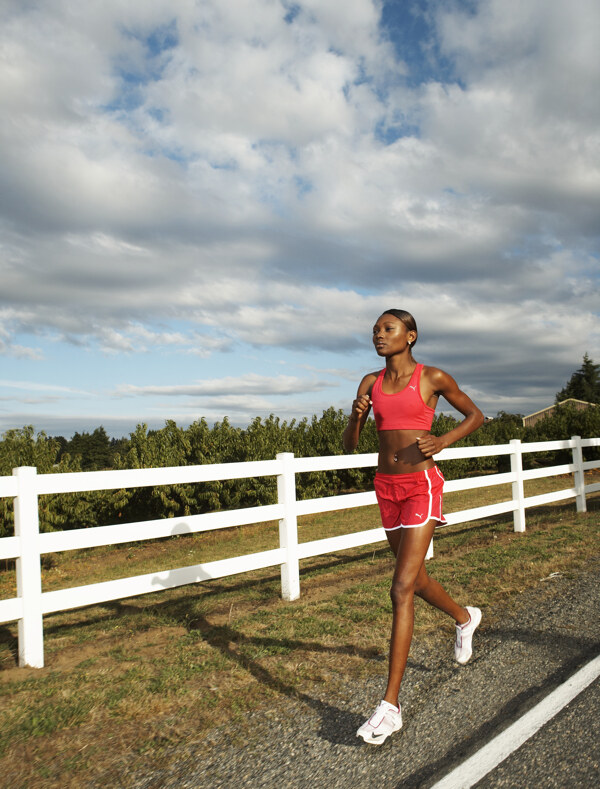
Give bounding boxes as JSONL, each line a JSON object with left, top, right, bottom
{"left": 1, "top": 0, "right": 599, "bottom": 439}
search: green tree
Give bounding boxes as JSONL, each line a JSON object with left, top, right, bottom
{"left": 524, "top": 401, "right": 600, "bottom": 465}
{"left": 114, "top": 421, "right": 194, "bottom": 522}
{"left": 52, "top": 435, "right": 69, "bottom": 461}
{"left": 0, "top": 425, "right": 60, "bottom": 474}
{"left": 68, "top": 427, "right": 112, "bottom": 470}
{"left": 556, "top": 354, "right": 600, "bottom": 404}
{"left": 0, "top": 426, "right": 125, "bottom": 536}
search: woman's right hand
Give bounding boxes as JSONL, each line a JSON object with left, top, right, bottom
{"left": 351, "top": 393, "right": 372, "bottom": 421}
{"left": 343, "top": 373, "right": 377, "bottom": 452}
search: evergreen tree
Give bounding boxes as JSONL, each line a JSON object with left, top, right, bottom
{"left": 68, "top": 427, "right": 112, "bottom": 470}
{"left": 52, "top": 435, "right": 69, "bottom": 461}
{"left": 109, "top": 436, "right": 129, "bottom": 462}
{"left": 555, "top": 354, "right": 600, "bottom": 404}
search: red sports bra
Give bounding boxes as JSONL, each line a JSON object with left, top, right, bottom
{"left": 371, "top": 363, "right": 435, "bottom": 431}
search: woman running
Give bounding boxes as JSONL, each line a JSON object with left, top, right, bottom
{"left": 343, "top": 309, "right": 484, "bottom": 746}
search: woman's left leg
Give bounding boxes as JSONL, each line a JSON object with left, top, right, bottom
{"left": 414, "top": 563, "right": 469, "bottom": 623}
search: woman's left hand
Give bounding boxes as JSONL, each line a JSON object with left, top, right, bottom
{"left": 416, "top": 434, "right": 446, "bottom": 458}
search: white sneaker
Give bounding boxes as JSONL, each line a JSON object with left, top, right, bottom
{"left": 356, "top": 700, "right": 402, "bottom": 745}
{"left": 455, "top": 606, "right": 482, "bottom": 664}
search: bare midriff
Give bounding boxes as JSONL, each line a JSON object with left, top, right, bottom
{"left": 377, "top": 429, "right": 435, "bottom": 474}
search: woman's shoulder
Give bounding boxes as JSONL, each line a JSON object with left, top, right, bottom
{"left": 357, "top": 370, "right": 381, "bottom": 394}
{"left": 421, "top": 363, "right": 445, "bottom": 377}
{"left": 421, "top": 364, "right": 457, "bottom": 390}
{"left": 365, "top": 369, "right": 383, "bottom": 382}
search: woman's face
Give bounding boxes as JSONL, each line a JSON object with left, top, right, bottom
{"left": 372, "top": 313, "right": 415, "bottom": 356}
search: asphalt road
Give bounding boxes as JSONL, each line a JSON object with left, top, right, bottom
{"left": 475, "top": 676, "right": 600, "bottom": 788}
{"left": 108, "top": 558, "right": 600, "bottom": 789}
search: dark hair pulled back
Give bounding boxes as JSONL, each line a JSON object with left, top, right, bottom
{"left": 381, "top": 308, "right": 418, "bottom": 347}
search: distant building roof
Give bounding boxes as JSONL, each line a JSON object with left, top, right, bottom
{"left": 522, "top": 398, "right": 597, "bottom": 427}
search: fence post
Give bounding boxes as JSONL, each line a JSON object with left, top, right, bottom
{"left": 572, "top": 435, "right": 586, "bottom": 513}
{"left": 510, "top": 439, "right": 526, "bottom": 532}
{"left": 276, "top": 453, "right": 300, "bottom": 601}
{"left": 13, "top": 466, "right": 44, "bottom": 668}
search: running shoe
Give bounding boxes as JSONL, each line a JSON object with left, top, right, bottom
{"left": 454, "top": 606, "right": 482, "bottom": 664}
{"left": 356, "top": 700, "right": 402, "bottom": 745}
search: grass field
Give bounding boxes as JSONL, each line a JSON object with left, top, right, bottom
{"left": 0, "top": 470, "right": 598, "bottom": 788}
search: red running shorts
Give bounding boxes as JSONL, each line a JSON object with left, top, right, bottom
{"left": 374, "top": 466, "right": 447, "bottom": 530}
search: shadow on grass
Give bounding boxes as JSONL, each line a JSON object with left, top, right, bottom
{"left": 183, "top": 611, "right": 433, "bottom": 748}
{"left": 32, "top": 544, "right": 394, "bottom": 642}
{"left": 183, "top": 612, "right": 372, "bottom": 746}
{"left": 0, "top": 626, "right": 17, "bottom": 665}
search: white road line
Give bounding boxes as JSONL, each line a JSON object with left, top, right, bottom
{"left": 430, "top": 653, "right": 600, "bottom": 789}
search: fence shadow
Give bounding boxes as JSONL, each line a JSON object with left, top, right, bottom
{"left": 33, "top": 543, "right": 394, "bottom": 642}
{"left": 184, "top": 613, "right": 365, "bottom": 746}
{"left": 0, "top": 625, "right": 18, "bottom": 665}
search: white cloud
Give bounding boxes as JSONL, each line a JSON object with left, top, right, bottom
{"left": 0, "top": 340, "right": 43, "bottom": 361}
{"left": 0, "top": 0, "right": 598, "bottom": 433}
{"left": 0, "top": 380, "right": 90, "bottom": 394}
{"left": 115, "top": 373, "right": 336, "bottom": 398}
{"left": 427, "top": 0, "right": 600, "bottom": 219}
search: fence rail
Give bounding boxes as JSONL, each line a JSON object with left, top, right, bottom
{"left": 1, "top": 436, "right": 599, "bottom": 668}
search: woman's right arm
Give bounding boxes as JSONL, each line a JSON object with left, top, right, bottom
{"left": 342, "top": 374, "right": 376, "bottom": 452}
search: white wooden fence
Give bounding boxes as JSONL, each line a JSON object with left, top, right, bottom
{"left": 0, "top": 436, "right": 598, "bottom": 668}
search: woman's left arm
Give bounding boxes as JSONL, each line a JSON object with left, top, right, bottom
{"left": 416, "top": 368, "right": 484, "bottom": 458}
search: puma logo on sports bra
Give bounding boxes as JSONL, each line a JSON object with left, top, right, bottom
{"left": 371, "top": 363, "right": 435, "bottom": 431}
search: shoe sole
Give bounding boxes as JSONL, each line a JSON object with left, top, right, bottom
{"left": 455, "top": 607, "right": 482, "bottom": 664}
